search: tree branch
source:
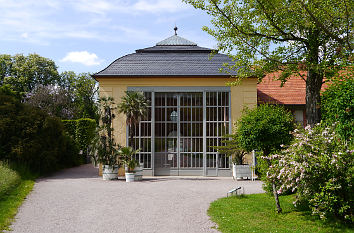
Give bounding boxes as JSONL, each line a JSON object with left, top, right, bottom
{"left": 300, "top": 0, "right": 352, "bottom": 51}
{"left": 256, "top": 0, "right": 308, "bottom": 45}
{"left": 211, "top": 2, "right": 295, "bottom": 66}
{"left": 212, "top": 1, "right": 298, "bottom": 43}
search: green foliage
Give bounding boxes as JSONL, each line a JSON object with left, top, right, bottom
{"left": 0, "top": 179, "right": 34, "bottom": 231}
{"left": 0, "top": 162, "right": 21, "bottom": 197}
{"left": 117, "top": 91, "right": 149, "bottom": 149}
{"left": 60, "top": 71, "right": 99, "bottom": 121}
{"left": 214, "top": 134, "right": 247, "bottom": 165}
{"left": 183, "top": 0, "right": 353, "bottom": 125}
{"left": 266, "top": 124, "right": 353, "bottom": 222}
{"left": 0, "top": 91, "right": 81, "bottom": 175}
{"left": 208, "top": 193, "right": 353, "bottom": 233}
{"left": 62, "top": 120, "right": 77, "bottom": 139}
{"left": 0, "top": 54, "right": 60, "bottom": 94}
{"left": 76, "top": 118, "right": 97, "bottom": 150}
{"left": 25, "top": 85, "right": 77, "bottom": 119}
{"left": 322, "top": 71, "right": 354, "bottom": 140}
{"left": 63, "top": 118, "right": 96, "bottom": 150}
{"left": 93, "top": 97, "right": 120, "bottom": 167}
{"left": 118, "top": 147, "right": 140, "bottom": 172}
{"left": 236, "top": 104, "right": 295, "bottom": 155}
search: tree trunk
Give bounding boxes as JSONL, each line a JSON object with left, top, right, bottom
{"left": 272, "top": 182, "right": 282, "bottom": 213}
{"left": 129, "top": 124, "right": 134, "bottom": 149}
{"left": 264, "top": 149, "right": 282, "bottom": 213}
{"left": 306, "top": 30, "right": 323, "bottom": 126}
{"left": 306, "top": 70, "right": 323, "bottom": 126}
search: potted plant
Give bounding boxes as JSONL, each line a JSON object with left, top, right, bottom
{"left": 117, "top": 91, "right": 149, "bottom": 149}
{"left": 118, "top": 146, "right": 140, "bottom": 182}
{"left": 92, "top": 97, "right": 120, "bottom": 180}
{"left": 214, "top": 134, "right": 249, "bottom": 179}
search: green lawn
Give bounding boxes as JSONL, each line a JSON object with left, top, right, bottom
{"left": 208, "top": 193, "right": 353, "bottom": 233}
{"left": 0, "top": 163, "right": 35, "bottom": 232}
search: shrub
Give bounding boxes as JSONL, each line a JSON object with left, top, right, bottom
{"left": 236, "top": 104, "right": 295, "bottom": 213}
{"left": 236, "top": 104, "right": 294, "bottom": 155}
{"left": 0, "top": 91, "right": 81, "bottom": 174}
{"left": 322, "top": 72, "right": 354, "bottom": 140}
{"left": 265, "top": 123, "right": 353, "bottom": 222}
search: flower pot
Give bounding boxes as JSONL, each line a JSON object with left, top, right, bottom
{"left": 233, "top": 164, "right": 252, "bottom": 180}
{"left": 125, "top": 172, "right": 135, "bottom": 182}
{"left": 102, "top": 165, "right": 119, "bottom": 180}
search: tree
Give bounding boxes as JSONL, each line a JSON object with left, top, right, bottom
{"left": 321, "top": 70, "right": 354, "bottom": 140}
{"left": 117, "top": 91, "right": 149, "bottom": 149}
{"left": 183, "top": 0, "right": 353, "bottom": 126}
{"left": 0, "top": 54, "right": 60, "bottom": 94}
{"left": 236, "top": 104, "right": 295, "bottom": 213}
{"left": 24, "top": 85, "right": 77, "bottom": 119}
{"left": 60, "top": 72, "right": 99, "bottom": 121}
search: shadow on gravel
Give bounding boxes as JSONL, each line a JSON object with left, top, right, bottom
{"left": 138, "top": 177, "right": 219, "bottom": 182}
{"left": 38, "top": 164, "right": 100, "bottom": 181}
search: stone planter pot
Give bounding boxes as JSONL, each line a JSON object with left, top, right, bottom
{"left": 102, "top": 165, "right": 119, "bottom": 180}
{"left": 232, "top": 164, "right": 252, "bottom": 180}
{"left": 125, "top": 172, "right": 135, "bottom": 182}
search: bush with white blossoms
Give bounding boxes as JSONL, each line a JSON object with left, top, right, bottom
{"left": 264, "top": 123, "right": 353, "bottom": 222}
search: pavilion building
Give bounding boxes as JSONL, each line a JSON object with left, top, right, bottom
{"left": 93, "top": 30, "right": 257, "bottom": 176}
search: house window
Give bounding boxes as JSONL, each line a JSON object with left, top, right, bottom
{"left": 294, "top": 110, "right": 304, "bottom": 126}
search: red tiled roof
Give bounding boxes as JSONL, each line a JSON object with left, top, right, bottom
{"left": 257, "top": 73, "right": 307, "bottom": 105}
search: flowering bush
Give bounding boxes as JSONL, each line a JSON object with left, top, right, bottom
{"left": 264, "top": 123, "right": 353, "bottom": 222}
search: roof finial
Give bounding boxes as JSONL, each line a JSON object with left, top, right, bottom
{"left": 174, "top": 25, "right": 178, "bottom": 35}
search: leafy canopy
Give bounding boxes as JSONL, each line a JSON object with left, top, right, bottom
{"left": 183, "top": 0, "right": 353, "bottom": 82}
{"left": 0, "top": 54, "right": 60, "bottom": 94}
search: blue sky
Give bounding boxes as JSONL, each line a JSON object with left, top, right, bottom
{"left": 0, "top": 0, "right": 216, "bottom": 74}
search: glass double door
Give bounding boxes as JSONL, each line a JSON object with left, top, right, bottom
{"left": 154, "top": 92, "right": 203, "bottom": 176}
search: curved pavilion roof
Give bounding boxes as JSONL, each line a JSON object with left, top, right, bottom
{"left": 93, "top": 34, "right": 237, "bottom": 77}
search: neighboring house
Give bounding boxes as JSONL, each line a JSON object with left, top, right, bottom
{"left": 93, "top": 30, "right": 257, "bottom": 177}
{"left": 258, "top": 73, "right": 328, "bottom": 127}
{"left": 257, "top": 73, "right": 308, "bottom": 126}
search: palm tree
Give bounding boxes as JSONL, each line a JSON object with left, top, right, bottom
{"left": 117, "top": 91, "right": 149, "bottom": 149}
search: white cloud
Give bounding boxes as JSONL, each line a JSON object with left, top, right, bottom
{"left": 0, "top": 0, "right": 196, "bottom": 45}
{"left": 133, "top": 0, "right": 190, "bottom": 13}
{"left": 61, "top": 51, "right": 103, "bottom": 66}
{"left": 21, "top": 32, "right": 29, "bottom": 38}
{"left": 69, "top": 0, "right": 116, "bottom": 14}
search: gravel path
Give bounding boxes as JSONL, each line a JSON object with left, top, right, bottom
{"left": 9, "top": 164, "right": 264, "bottom": 233}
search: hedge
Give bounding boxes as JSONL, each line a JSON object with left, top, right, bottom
{"left": 62, "top": 118, "right": 96, "bottom": 150}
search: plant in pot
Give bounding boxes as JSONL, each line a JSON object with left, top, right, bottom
{"left": 118, "top": 146, "right": 140, "bottom": 182}
{"left": 214, "top": 133, "right": 248, "bottom": 179}
{"left": 117, "top": 91, "right": 149, "bottom": 150}
{"left": 92, "top": 97, "right": 120, "bottom": 180}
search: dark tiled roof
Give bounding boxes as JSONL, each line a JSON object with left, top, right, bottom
{"left": 156, "top": 35, "right": 197, "bottom": 46}
{"left": 94, "top": 35, "right": 236, "bottom": 77}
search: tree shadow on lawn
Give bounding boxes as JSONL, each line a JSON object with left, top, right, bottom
{"left": 293, "top": 201, "right": 354, "bottom": 231}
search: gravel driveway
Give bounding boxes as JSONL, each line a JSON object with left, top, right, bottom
{"left": 9, "top": 164, "right": 264, "bottom": 233}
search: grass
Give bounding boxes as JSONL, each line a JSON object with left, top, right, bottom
{"left": 0, "top": 163, "right": 35, "bottom": 232}
{"left": 208, "top": 193, "right": 353, "bottom": 233}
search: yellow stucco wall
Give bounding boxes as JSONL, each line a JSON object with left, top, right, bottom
{"left": 97, "top": 77, "right": 257, "bottom": 147}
